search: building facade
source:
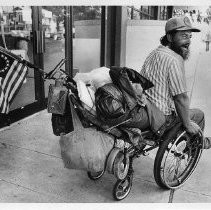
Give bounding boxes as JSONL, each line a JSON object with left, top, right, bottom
{"left": 2, "top": 5, "right": 208, "bottom": 126}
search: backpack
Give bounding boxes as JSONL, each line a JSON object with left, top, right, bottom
{"left": 95, "top": 83, "right": 130, "bottom": 126}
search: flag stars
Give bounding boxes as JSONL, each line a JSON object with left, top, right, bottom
{"left": 0, "top": 55, "right": 10, "bottom": 73}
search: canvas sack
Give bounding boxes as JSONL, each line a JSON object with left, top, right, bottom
{"left": 59, "top": 96, "right": 114, "bottom": 172}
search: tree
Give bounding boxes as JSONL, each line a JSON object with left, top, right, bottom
{"left": 73, "top": 6, "right": 101, "bottom": 20}
{"left": 43, "top": 6, "right": 101, "bottom": 21}
{"left": 42, "top": 6, "right": 64, "bottom": 31}
{"left": 42, "top": 6, "right": 102, "bottom": 34}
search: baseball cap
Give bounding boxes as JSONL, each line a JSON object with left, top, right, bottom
{"left": 165, "top": 16, "right": 200, "bottom": 33}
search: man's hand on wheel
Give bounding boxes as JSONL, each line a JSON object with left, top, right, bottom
{"left": 185, "top": 121, "right": 202, "bottom": 136}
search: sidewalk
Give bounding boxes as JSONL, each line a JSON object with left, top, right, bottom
{"left": 1, "top": 109, "right": 211, "bottom": 203}
{"left": 1, "top": 53, "right": 211, "bottom": 203}
{"left": 0, "top": 110, "right": 170, "bottom": 203}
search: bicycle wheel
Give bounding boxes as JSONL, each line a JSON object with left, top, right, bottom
{"left": 154, "top": 127, "right": 203, "bottom": 189}
{"left": 87, "top": 170, "right": 105, "bottom": 180}
{"left": 113, "top": 173, "right": 133, "bottom": 201}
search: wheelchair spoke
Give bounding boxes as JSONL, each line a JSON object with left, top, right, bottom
{"left": 163, "top": 139, "right": 192, "bottom": 185}
{"left": 154, "top": 130, "right": 203, "bottom": 190}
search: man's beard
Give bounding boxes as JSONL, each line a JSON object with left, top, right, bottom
{"left": 170, "top": 42, "right": 190, "bottom": 60}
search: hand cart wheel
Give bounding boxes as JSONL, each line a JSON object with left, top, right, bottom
{"left": 87, "top": 170, "right": 105, "bottom": 180}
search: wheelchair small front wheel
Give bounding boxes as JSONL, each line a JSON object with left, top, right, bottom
{"left": 87, "top": 170, "right": 105, "bottom": 180}
{"left": 113, "top": 173, "right": 133, "bottom": 201}
{"left": 113, "top": 151, "right": 130, "bottom": 180}
{"left": 154, "top": 128, "right": 203, "bottom": 190}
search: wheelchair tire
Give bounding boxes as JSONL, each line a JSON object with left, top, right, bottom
{"left": 154, "top": 124, "right": 203, "bottom": 190}
{"left": 113, "top": 151, "right": 130, "bottom": 180}
{"left": 113, "top": 173, "right": 133, "bottom": 201}
{"left": 106, "top": 147, "right": 121, "bottom": 174}
{"left": 87, "top": 170, "right": 105, "bottom": 180}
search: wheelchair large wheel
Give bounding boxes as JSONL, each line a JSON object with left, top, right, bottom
{"left": 154, "top": 127, "right": 203, "bottom": 189}
{"left": 87, "top": 170, "right": 105, "bottom": 180}
{"left": 113, "top": 173, "right": 133, "bottom": 201}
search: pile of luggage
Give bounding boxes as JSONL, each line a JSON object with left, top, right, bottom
{"left": 47, "top": 66, "right": 166, "bottom": 173}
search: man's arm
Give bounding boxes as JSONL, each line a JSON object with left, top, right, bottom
{"left": 173, "top": 92, "right": 202, "bottom": 135}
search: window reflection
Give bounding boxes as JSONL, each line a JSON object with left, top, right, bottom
{"left": 127, "top": 6, "right": 172, "bottom": 20}
{"left": 0, "top": 6, "right": 32, "bottom": 59}
{"left": 41, "top": 6, "right": 65, "bottom": 96}
{"left": 0, "top": 6, "right": 35, "bottom": 109}
{"left": 73, "top": 6, "right": 102, "bottom": 73}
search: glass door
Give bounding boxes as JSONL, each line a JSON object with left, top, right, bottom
{"left": 41, "top": 6, "right": 66, "bottom": 96}
{"left": 41, "top": 6, "right": 104, "bottom": 94}
{"left": 73, "top": 6, "right": 103, "bottom": 73}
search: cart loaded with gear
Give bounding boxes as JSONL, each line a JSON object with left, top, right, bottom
{"left": 46, "top": 59, "right": 204, "bottom": 201}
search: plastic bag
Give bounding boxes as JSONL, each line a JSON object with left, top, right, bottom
{"left": 74, "top": 66, "right": 112, "bottom": 91}
{"left": 76, "top": 80, "right": 96, "bottom": 112}
{"left": 95, "top": 83, "right": 130, "bottom": 126}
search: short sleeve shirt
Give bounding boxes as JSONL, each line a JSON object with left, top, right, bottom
{"left": 140, "top": 45, "right": 187, "bottom": 115}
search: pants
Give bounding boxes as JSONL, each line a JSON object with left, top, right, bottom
{"left": 188, "top": 108, "right": 205, "bottom": 131}
{"left": 162, "top": 108, "right": 205, "bottom": 133}
{"left": 122, "top": 106, "right": 150, "bottom": 130}
{"left": 123, "top": 107, "right": 205, "bottom": 134}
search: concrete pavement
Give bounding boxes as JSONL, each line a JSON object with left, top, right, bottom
{"left": 0, "top": 110, "right": 170, "bottom": 203}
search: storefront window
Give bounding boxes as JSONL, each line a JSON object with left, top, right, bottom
{"left": 160, "top": 6, "right": 167, "bottom": 20}
{"left": 41, "top": 6, "right": 65, "bottom": 96}
{"left": 127, "top": 6, "right": 157, "bottom": 20}
{"left": 0, "top": 6, "right": 35, "bottom": 110}
{"left": 73, "top": 6, "right": 102, "bottom": 73}
{"left": 142, "top": 6, "right": 149, "bottom": 14}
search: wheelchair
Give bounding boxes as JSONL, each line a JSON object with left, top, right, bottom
{"left": 87, "top": 124, "right": 203, "bottom": 201}
{"left": 45, "top": 60, "right": 204, "bottom": 201}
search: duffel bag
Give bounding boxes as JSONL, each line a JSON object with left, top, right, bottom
{"left": 59, "top": 97, "right": 114, "bottom": 172}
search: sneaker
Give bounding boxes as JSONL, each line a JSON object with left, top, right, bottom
{"left": 203, "top": 137, "right": 211, "bottom": 149}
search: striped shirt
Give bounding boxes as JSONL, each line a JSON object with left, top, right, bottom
{"left": 140, "top": 45, "right": 187, "bottom": 115}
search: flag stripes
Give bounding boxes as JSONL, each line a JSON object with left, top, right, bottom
{"left": 0, "top": 59, "right": 28, "bottom": 114}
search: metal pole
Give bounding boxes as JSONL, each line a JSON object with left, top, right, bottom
{"left": 100, "top": 6, "right": 106, "bottom": 67}
{"left": 106, "top": 6, "right": 117, "bottom": 67}
{"left": 32, "top": 6, "right": 45, "bottom": 105}
{"left": 64, "top": 6, "right": 73, "bottom": 77}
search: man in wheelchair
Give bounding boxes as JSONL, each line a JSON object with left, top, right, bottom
{"left": 139, "top": 16, "right": 211, "bottom": 149}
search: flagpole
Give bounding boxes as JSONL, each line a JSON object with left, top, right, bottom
{"left": 21, "top": 59, "right": 46, "bottom": 75}
{"left": 0, "top": 21, "right": 7, "bottom": 50}
{"left": 0, "top": 46, "right": 46, "bottom": 76}
{"left": 0, "top": 46, "right": 66, "bottom": 79}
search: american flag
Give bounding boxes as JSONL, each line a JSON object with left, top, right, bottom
{"left": 0, "top": 47, "right": 28, "bottom": 114}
